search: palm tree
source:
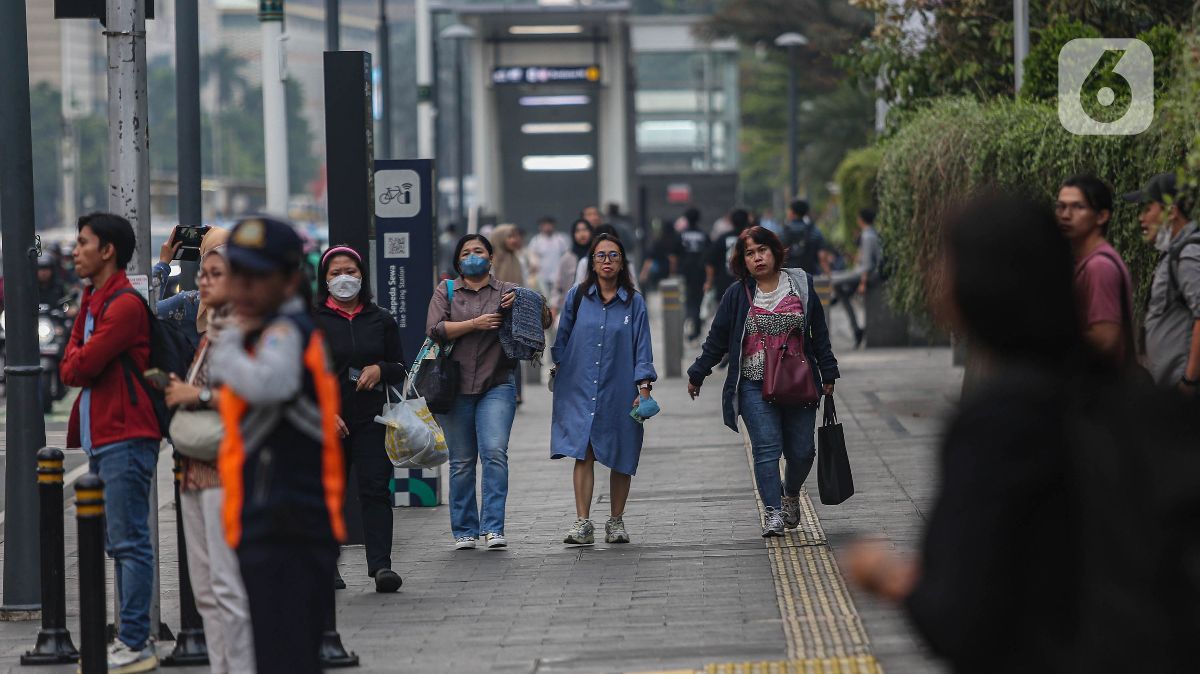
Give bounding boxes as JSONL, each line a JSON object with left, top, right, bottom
{"left": 202, "top": 47, "right": 250, "bottom": 108}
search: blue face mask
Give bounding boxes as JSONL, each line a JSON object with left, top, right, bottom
{"left": 460, "top": 254, "right": 492, "bottom": 277}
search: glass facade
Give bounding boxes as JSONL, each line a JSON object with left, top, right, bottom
{"left": 633, "top": 48, "right": 738, "bottom": 172}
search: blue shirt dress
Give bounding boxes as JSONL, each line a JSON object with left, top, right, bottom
{"left": 551, "top": 285, "right": 657, "bottom": 476}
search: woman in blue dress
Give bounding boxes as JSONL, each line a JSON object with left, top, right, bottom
{"left": 551, "top": 234, "right": 657, "bottom": 545}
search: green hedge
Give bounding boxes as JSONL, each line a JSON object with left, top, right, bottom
{"left": 832, "top": 147, "right": 884, "bottom": 249}
{"left": 874, "top": 97, "right": 1192, "bottom": 319}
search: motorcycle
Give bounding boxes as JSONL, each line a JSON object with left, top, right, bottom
{"left": 38, "top": 295, "right": 75, "bottom": 414}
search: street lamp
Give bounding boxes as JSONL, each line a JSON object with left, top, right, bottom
{"left": 775, "top": 32, "right": 808, "bottom": 201}
{"left": 441, "top": 23, "right": 476, "bottom": 226}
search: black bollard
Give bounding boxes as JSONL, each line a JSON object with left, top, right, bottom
{"left": 21, "top": 448, "right": 79, "bottom": 665}
{"left": 162, "top": 454, "right": 207, "bottom": 666}
{"left": 75, "top": 474, "right": 107, "bottom": 674}
{"left": 318, "top": 599, "right": 359, "bottom": 668}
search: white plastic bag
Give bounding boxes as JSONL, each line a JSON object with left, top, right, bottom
{"left": 374, "top": 385, "right": 449, "bottom": 469}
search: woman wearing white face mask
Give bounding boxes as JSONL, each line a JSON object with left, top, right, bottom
{"left": 313, "top": 245, "right": 407, "bottom": 593}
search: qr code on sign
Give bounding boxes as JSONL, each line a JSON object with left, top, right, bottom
{"left": 384, "top": 232, "right": 410, "bottom": 259}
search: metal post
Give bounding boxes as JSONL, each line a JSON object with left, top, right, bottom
{"left": 0, "top": 0, "right": 49, "bottom": 616}
{"left": 326, "top": 0, "right": 340, "bottom": 51}
{"left": 177, "top": 0, "right": 202, "bottom": 229}
{"left": 261, "top": 1, "right": 290, "bottom": 214}
{"left": 378, "top": 0, "right": 392, "bottom": 158}
{"left": 1013, "top": 0, "right": 1029, "bottom": 94}
{"left": 454, "top": 38, "right": 466, "bottom": 225}
{"left": 22, "top": 449, "right": 79, "bottom": 664}
{"left": 107, "top": 0, "right": 152, "bottom": 277}
{"left": 415, "top": 0, "right": 434, "bottom": 159}
{"left": 76, "top": 475, "right": 108, "bottom": 674}
{"left": 660, "top": 279, "right": 683, "bottom": 378}
{"left": 162, "top": 456, "right": 207, "bottom": 666}
{"left": 785, "top": 46, "right": 797, "bottom": 202}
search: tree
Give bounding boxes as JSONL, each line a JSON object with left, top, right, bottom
{"left": 699, "top": 0, "right": 876, "bottom": 211}
{"left": 29, "top": 83, "right": 63, "bottom": 229}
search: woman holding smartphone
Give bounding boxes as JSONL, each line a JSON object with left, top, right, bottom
{"left": 162, "top": 239, "right": 255, "bottom": 674}
{"left": 312, "top": 245, "right": 407, "bottom": 593}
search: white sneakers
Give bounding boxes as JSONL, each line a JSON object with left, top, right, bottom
{"left": 106, "top": 641, "right": 158, "bottom": 673}
{"left": 455, "top": 534, "right": 507, "bottom": 550}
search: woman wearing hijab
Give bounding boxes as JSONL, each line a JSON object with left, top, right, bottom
{"left": 313, "top": 245, "right": 407, "bottom": 593}
{"left": 163, "top": 231, "right": 257, "bottom": 673}
{"left": 552, "top": 219, "right": 594, "bottom": 320}
{"left": 489, "top": 224, "right": 526, "bottom": 286}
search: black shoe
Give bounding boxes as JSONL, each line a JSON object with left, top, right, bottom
{"left": 334, "top": 569, "right": 346, "bottom": 591}
{"left": 854, "top": 329, "right": 866, "bottom": 349}
{"left": 373, "top": 569, "right": 403, "bottom": 593}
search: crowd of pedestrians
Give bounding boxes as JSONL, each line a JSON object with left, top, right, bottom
{"left": 44, "top": 168, "right": 1200, "bottom": 673}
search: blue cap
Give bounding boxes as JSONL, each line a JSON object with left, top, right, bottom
{"left": 226, "top": 216, "right": 303, "bottom": 274}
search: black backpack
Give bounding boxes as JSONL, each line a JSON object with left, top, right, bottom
{"left": 99, "top": 288, "right": 194, "bottom": 437}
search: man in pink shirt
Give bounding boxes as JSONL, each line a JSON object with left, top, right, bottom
{"left": 1057, "top": 175, "right": 1134, "bottom": 364}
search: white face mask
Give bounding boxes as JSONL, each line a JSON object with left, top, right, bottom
{"left": 328, "top": 274, "right": 362, "bottom": 301}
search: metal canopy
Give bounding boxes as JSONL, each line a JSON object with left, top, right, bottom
{"left": 432, "top": 1, "right": 630, "bottom": 41}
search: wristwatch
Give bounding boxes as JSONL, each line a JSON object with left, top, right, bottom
{"left": 198, "top": 387, "right": 213, "bottom": 407}
{"left": 638, "top": 383, "right": 653, "bottom": 392}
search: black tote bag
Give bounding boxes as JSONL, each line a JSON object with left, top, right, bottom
{"left": 817, "top": 394, "right": 855, "bottom": 505}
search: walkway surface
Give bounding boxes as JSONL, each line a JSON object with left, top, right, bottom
{"left": 0, "top": 296, "right": 961, "bottom": 673}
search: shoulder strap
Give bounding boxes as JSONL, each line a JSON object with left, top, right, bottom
{"left": 1166, "top": 233, "right": 1200, "bottom": 307}
{"left": 1093, "top": 249, "right": 1137, "bottom": 365}
{"left": 572, "top": 284, "right": 585, "bottom": 316}
{"left": 446, "top": 279, "right": 454, "bottom": 302}
{"left": 98, "top": 287, "right": 144, "bottom": 322}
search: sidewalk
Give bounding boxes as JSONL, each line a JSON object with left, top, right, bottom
{"left": 0, "top": 295, "right": 961, "bottom": 674}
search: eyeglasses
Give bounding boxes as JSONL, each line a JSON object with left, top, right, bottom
{"left": 593, "top": 251, "right": 623, "bottom": 263}
{"left": 197, "top": 270, "right": 224, "bottom": 282}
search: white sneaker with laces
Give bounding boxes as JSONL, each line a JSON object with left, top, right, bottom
{"left": 563, "top": 518, "right": 595, "bottom": 545}
{"left": 485, "top": 532, "right": 507, "bottom": 549}
{"left": 454, "top": 536, "right": 478, "bottom": 550}
{"left": 106, "top": 641, "right": 158, "bottom": 673}
{"left": 761, "top": 507, "right": 786, "bottom": 538}
{"left": 605, "top": 516, "right": 630, "bottom": 544}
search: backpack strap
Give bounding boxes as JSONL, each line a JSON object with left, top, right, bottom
{"left": 1166, "top": 232, "right": 1200, "bottom": 310}
{"left": 94, "top": 288, "right": 147, "bottom": 405}
{"left": 1092, "top": 249, "right": 1137, "bottom": 366}
{"left": 446, "top": 279, "right": 454, "bottom": 303}
{"left": 571, "top": 284, "right": 585, "bottom": 317}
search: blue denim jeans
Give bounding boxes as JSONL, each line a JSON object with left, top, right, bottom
{"left": 738, "top": 380, "right": 817, "bottom": 510}
{"left": 437, "top": 374, "right": 517, "bottom": 538}
{"left": 88, "top": 439, "right": 159, "bottom": 650}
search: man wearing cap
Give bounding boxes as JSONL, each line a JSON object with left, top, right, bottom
{"left": 210, "top": 217, "right": 347, "bottom": 674}
{"left": 1125, "top": 173, "right": 1200, "bottom": 394}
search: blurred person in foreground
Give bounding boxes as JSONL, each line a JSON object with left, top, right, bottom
{"left": 212, "top": 217, "right": 346, "bottom": 674}
{"left": 1125, "top": 172, "right": 1200, "bottom": 393}
{"left": 845, "top": 193, "right": 1200, "bottom": 672}
{"left": 1057, "top": 175, "right": 1134, "bottom": 366}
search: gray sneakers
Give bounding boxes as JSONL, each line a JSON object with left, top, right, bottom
{"left": 454, "top": 536, "right": 478, "bottom": 550}
{"left": 484, "top": 532, "right": 507, "bottom": 549}
{"left": 761, "top": 507, "right": 785, "bottom": 537}
{"left": 604, "top": 516, "right": 630, "bottom": 544}
{"left": 564, "top": 518, "right": 595, "bottom": 545}
{"left": 781, "top": 495, "right": 802, "bottom": 529}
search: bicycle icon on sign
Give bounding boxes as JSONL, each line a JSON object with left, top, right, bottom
{"left": 379, "top": 183, "right": 413, "bottom": 206}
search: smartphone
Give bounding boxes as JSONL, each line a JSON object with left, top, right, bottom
{"left": 171, "top": 225, "right": 211, "bottom": 262}
{"left": 348, "top": 367, "right": 362, "bottom": 383}
{"left": 143, "top": 368, "right": 171, "bottom": 390}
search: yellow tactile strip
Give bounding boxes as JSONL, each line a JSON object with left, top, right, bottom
{"left": 703, "top": 656, "right": 883, "bottom": 674}
{"left": 738, "top": 422, "right": 878, "bottom": 664}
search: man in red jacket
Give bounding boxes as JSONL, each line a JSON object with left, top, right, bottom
{"left": 60, "top": 212, "right": 162, "bottom": 673}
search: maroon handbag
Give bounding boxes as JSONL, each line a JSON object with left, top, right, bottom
{"left": 746, "top": 284, "right": 820, "bottom": 406}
